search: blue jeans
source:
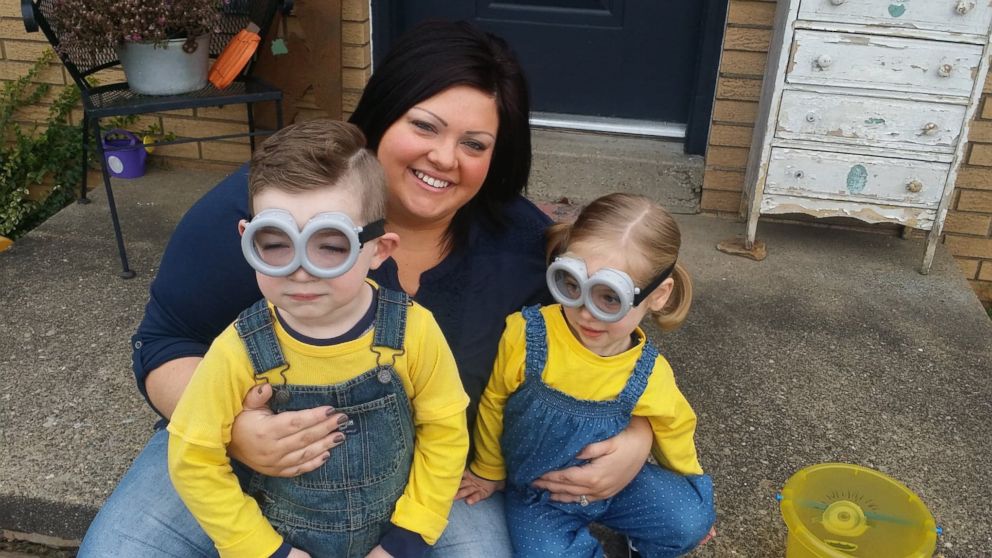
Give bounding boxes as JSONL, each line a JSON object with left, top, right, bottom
{"left": 78, "top": 429, "right": 513, "bottom": 557}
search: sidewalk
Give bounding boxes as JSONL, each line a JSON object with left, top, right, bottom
{"left": 1, "top": 165, "right": 990, "bottom": 557}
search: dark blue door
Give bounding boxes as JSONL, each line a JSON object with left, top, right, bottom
{"left": 374, "top": 1, "right": 706, "bottom": 124}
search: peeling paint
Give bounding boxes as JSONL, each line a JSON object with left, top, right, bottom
{"left": 847, "top": 164, "right": 869, "bottom": 194}
{"left": 888, "top": 3, "right": 907, "bottom": 18}
{"left": 761, "top": 197, "right": 935, "bottom": 229}
{"left": 864, "top": 117, "right": 886, "bottom": 125}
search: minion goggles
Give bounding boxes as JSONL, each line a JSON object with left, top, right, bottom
{"left": 241, "top": 209, "right": 385, "bottom": 278}
{"left": 546, "top": 256, "right": 675, "bottom": 323}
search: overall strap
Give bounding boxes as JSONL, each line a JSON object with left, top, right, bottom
{"left": 616, "top": 339, "right": 659, "bottom": 413}
{"left": 521, "top": 305, "right": 548, "bottom": 381}
{"left": 234, "top": 299, "right": 287, "bottom": 376}
{"left": 372, "top": 287, "right": 410, "bottom": 352}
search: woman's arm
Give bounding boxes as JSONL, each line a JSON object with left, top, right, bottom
{"left": 145, "top": 357, "right": 201, "bottom": 420}
{"left": 146, "top": 356, "right": 346, "bottom": 478}
{"left": 530, "top": 416, "right": 652, "bottom": 503}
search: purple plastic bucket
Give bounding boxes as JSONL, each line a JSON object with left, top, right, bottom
{"left": 102, "top": 129, "right": 147, "bottom": 179}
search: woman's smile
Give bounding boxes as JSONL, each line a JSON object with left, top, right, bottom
{"left": 412, "top": 168, "right": 452, "bottom": 190}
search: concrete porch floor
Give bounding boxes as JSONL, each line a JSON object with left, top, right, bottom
{"left": 1, "top": 164, "right": 990, "bottom": 557}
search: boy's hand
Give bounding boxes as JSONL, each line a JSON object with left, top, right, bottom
{"left": 456, "top": 470, "right": 504, "bottom": 505}
{"left": 365, "top": 544, "right": 393, "bottom": 557}
{"left": 228, "top": 383, "right": 348, "bottom": 477}
{"left": 288, "top": 547, "right": 312, "bottom": 558}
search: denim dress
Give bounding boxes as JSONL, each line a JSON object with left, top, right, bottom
{"left": 233, "top": 288, "right": 415, "bottom": 558}
{"left": 501, "top": 306, "right": 715, "bottom": 558}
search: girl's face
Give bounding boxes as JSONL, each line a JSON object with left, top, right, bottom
{"left": 559, "top": 240, "right": 674, "bottom": 357}
{"left": 376, "top": 85, "right": 499, "bottom": 228}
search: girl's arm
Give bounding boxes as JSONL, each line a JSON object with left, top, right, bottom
{"left": 469, "top": 314, "right": 528, "bottom": 482}
{"left": 530, "top": 416, "right": 652, "bottom": 503}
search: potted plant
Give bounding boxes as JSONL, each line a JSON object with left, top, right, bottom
{"left": 51, "top": 0, "right": 223, "bottom": 95}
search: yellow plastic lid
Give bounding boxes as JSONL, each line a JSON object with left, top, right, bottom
{"left": 780, "top": 463, "right": 937, "bottom": 558}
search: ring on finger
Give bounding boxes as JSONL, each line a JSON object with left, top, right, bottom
{"left": 579, "top": 494, "right": 590, "bottom": 507}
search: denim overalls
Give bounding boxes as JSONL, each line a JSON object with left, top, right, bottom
{"left": 501, "top": 306, "right": 715, "bottom": 558}
{"left": 234, "top": 289, "right": 415, "bottom": 558}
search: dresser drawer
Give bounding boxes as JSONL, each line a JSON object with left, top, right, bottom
{"left": 799, "top": 0, "right": 992, "bottom": 36}
{"left": 760, "top": 193, "right": 937, "bottom": 229}
{"left": 788, "top": 30, "right": 983, "bottom": 97}
{"left": 764, "top": 147, "right": 948, "bottom": 207}
{"left": 776, "top": 90, "right": 966, "bottom": 153}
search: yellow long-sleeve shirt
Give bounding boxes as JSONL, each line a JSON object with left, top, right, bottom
{"left": 471, "top": 304, "right": 703, "bottom": 482}
{"left": 168, "top": 294, "right": 469, "bottom": 558}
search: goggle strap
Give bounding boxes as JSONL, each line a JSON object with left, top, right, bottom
{"left": 632, "top": 262, "right": 676, "bottom": 306}
{"left": 357, "top": 219, "right": 386, "bottom": 246}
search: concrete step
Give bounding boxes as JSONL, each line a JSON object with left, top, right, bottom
{"left": 528, "top": 128, "right": 703, "bottom": 214}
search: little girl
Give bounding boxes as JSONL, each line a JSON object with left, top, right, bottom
{"left": 459, "top": 193, "right": 715, "bottom": 557}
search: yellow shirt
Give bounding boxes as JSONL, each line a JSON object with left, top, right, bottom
{"left": 168, "top": 294, "right": 469, "bottom": 558}
{"left": 472, "top": 304, "right": 703, "bottom": 482}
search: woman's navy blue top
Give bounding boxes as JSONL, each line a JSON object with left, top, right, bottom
{"left": 132, "top": 164, "right": 551, "bottom": 430}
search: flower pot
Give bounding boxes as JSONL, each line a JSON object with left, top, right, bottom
{"left": 117, "top": 35, "right": 210, "bottom": 95}
{"left": 102, "top": 129, "right": 147, "bottom": 179}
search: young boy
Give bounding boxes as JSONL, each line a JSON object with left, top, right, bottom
{"left": 167, "top": 119, "right": 470, "bottom": 558}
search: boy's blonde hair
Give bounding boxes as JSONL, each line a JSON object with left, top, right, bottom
{"left": 546, "top": 193, "right": 692, "bottom": 331}
{"left": 248, "top": 119, "right": 387, "bottom": 224}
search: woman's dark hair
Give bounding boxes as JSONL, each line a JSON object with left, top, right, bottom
{"left": 348, "top": 20, "right": 532, "bottom": 249}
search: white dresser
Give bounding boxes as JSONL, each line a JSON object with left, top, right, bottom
{"left": 742, "top": 0, "right": 992, "bottom": 272}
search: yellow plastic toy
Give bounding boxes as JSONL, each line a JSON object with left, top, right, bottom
{"left": 779, "top": 463, "right": 938, "bottom": 557}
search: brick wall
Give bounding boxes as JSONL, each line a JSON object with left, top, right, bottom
{"left": 0, "top": 0, "right": 371, "bottom": 168}
{"left": 702, "top": 0, "right": 992, "bottom": 303}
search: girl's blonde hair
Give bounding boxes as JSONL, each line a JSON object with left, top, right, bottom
{"left": 546, "top": 193, "right": 692, "bottom": 331}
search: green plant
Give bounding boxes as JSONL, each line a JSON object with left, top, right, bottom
{"left": 0, "top": 50, "right": 86, "bottom": 239}
{"left": 103, "top": 114, "right": 176, "bottom": 146}
{"left": 51, "top": 0, "right": 222, "bottom": 58}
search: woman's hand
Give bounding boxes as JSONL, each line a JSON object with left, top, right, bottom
{"left": 531, "top": 416, "right": 652, "bottom": 503}
{"left": 228, "top": 383, "right": 349, "bottom": 477}
{"left": 455, "top": 470, "right": 504, "bottom": 505}
{"left": 288, "top": 547, "right": 312, "bottom": 558}
{"left": 365, "top": 544, "right": 393, "bottom": 557}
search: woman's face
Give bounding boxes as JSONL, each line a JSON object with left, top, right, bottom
{"left": 377, "top": 85, "right": 499, "bottom": 228}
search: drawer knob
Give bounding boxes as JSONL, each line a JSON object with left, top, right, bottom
{"left": 956, "top": 0, "right": 975, "bottom": 15}
{"left": 938, "top": 63, "right": 954, "bottom": 77}
{"left": 794, "top": 170, "right": 805, "bottom": 179}
{"left": 815, "top": 54, "right": 833, "bottom": 70}
{"left": 922, "top": 122, "right": 939, "bottom": 135}
{"left": 805, "top": 112, "right": 817, "bottom": 123}
{"left": 829, "top": 0, "right": 847, "bottom": 4}
{"left": 907, "top": 180, "right": 923, "bottom": 193}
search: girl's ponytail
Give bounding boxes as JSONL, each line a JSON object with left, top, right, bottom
{"left": 650, "top": 262, "right": 692, "bottom": 332}
{"left": 544, "top": 221, "right": 572, "bottom": 263}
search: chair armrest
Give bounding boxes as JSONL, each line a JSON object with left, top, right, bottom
{"left": 22, "top": 0, "right": 37, "bottom": 32}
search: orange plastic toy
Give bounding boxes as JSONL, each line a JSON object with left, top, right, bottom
{"left": 209, "top": 23, "right": 261, "bottom": 89}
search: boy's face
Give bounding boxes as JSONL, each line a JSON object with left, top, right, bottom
{"left": 240, "top": 186, "right": 394, "bottom": 336}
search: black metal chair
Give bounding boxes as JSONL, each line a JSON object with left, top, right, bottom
{"left": 21, "top": 0, "right": 289, "bottom": 278}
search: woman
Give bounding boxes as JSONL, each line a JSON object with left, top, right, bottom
{"left": 79, "top": 20, "right": 653, "bottom": 557}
